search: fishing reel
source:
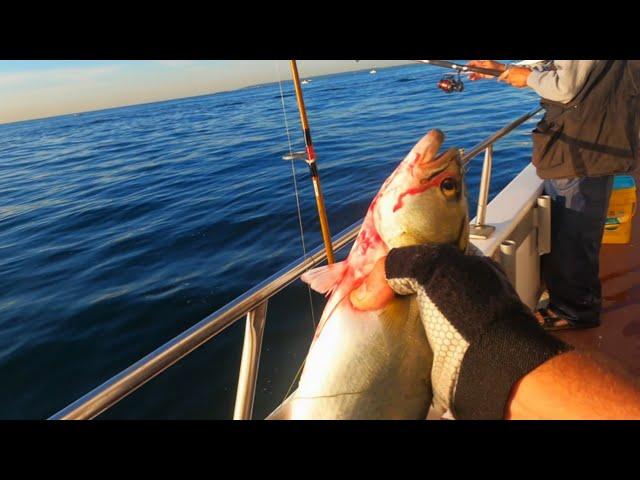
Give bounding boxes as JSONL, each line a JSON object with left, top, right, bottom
{"left": 437, "top": 73, "right": 464, "bottom": 94}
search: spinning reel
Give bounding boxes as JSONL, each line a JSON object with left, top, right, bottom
{"left": 437, "top": 72, "right": 465, "bottom": 94}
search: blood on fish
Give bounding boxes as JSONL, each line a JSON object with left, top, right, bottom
{"left": 367, "top": 193, "right": 380, "bottom": 213}
{"left": 357, "top": 223, "right": 383, "bottom": 255}
{"left": 307, "top": 134, "right": 458, "bottom": 339}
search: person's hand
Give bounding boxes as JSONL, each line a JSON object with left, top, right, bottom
{"left": 498, "top": 66, "right": 532, "bottom": 88}
{"left": 467, "top": 60, "right": 506, "bottom": 80}
{"left": 383, "top": 244, "right": 573, "bottom": 419}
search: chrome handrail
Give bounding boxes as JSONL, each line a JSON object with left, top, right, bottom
{"left": 49, "top": 107, "right": 543, "bottom": 420}
{"left": 466, "top": 107, "right": 542, "bottom": 239}
{"left": 233, "top": 300, "right": 268, "bottom": 419}
{"left": 461, "top": 107, "right": 542, "bottom": 166}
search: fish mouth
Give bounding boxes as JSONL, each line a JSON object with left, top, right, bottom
{"left": 415, "top": 130, "right": 459, "bottom": 167}
{"left": 432, "top": 147, "right": 461, "bottom": 167}
{"left": 411, "top": 130, "right": 461, "bottom": 180}
{"left": 420, "top": 148, "right": 461, "bottom": 180}
{"left": 415, "top": 129, "right": 445, "bottom": 164}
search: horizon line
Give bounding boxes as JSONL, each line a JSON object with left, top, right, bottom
{"left": 0, "top": 63, "right": 409, "bottom": 127}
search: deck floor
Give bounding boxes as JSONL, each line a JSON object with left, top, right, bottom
{"left": 554, "top": 174, "right": 640, "bottom": 376}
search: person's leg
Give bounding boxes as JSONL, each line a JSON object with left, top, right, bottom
{"left": 540, "top": 175, "right": 614, "bottom": 328}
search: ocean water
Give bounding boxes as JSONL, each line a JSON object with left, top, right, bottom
{"left": 0, "top": 63, "right": 541, "bottom": 419}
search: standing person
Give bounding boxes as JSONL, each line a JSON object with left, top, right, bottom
{"left": 467, "top": 60, "right": 640, "bottom": 330}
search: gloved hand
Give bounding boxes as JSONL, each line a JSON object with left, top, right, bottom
{"left": 352, "top": 243, "right": 573, "bottom": 419}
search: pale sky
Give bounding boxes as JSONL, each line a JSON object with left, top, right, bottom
{"left": 0, "top": 60, "right": 411, "bottom": 124}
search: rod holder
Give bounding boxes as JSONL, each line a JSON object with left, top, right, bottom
{"left": 536, "top": 195, "right": 551, "bottom": 255}
{"left": 469, "top": 146, "right": 496, "bottom": 240}
{"left": 499, "top": 240, "right": 517, "bottom": 288}
{"left": 233, "top": 300, "right": 268, "bottom": 420}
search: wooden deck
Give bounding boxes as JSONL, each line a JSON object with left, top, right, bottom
{"left": 554, "top": 175, "right": 640, "bottom": 376}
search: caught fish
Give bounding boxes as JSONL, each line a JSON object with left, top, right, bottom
{"left": 271, "top": 129, "right": 469, "bottom": 419}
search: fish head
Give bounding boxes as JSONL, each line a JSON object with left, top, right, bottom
{"left": 373, "top": 129, "right": 469, "bottom": 252}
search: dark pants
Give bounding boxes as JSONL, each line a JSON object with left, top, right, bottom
{"left": 541, "top": 176, "right": 614, "bottom": 326}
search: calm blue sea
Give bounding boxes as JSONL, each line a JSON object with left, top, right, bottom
{"left": 0, "top": 63, "right": 541, "bottom": 419}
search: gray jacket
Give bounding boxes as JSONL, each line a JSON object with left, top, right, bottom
{"left": 526, "top": 60, "right": 601, "bottom": 104}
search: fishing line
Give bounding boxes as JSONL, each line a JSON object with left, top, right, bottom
{"left": 276, "top": 61, "right": 317, "bottom": 401}
{"left": 276, "top": 61, "right": 317, "bottom": 331}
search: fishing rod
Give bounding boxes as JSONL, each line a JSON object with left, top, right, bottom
{"left": 413, "top": 60, "right": 505, "bottom": 94}
{"left": 414, "top": 60, "right": 504, "bottom": 77}
{"left": 284, "top": 60, "right": 335, "bottom": 264}
{"left": 356, "top": 60, "right": 505, "bottom": 93}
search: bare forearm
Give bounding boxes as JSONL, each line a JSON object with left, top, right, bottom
{"left": 506, "top": 350, "right": 640, "bottom": 420}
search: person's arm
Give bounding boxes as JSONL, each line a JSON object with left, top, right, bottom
{"left": 507, "top": 350, "right": 640, "bottom": 420}
{"left": 467, "top": 60, "right": 532, "bottom": 88}
{"left": 351, "top": 245, "right": 640, "bottom": 420}
{"left": 525, "top": 60, "right": 599, "bottom": 103}
{"left": 467, "top": 60, "right": 600, "bottom": 103}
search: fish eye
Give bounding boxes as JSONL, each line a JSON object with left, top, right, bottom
{"left": 440, "top": 177, "right": 458, "bottom": 196}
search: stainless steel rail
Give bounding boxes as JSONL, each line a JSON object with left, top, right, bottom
{"left": 465, "top": 107, "right": 543, "bottom": 240}
{"left": 49, "top": 107, "right": 543, "bottom": 420}
{"left": 233, "top": 300, "right": 268, "bottom": 419}
{"left": 469, "top": 145, "right": 496, "bottom": 239}
{"left": 461, "top": 107, "right": 542, "bottom": 166}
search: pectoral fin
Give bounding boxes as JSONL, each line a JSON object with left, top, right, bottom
{"left": 301, "top": 261, "right": 348, "bottom": 296}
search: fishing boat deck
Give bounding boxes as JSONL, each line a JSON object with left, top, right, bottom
{"left": 553, "top": 173, "right": 640, "bottom": 377}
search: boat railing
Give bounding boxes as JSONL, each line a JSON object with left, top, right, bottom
{"left": 48, "top": 106, "right": 543, "bottom": 420}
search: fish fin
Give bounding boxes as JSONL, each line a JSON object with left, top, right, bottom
{"left": 301, "top": 261, "right": 348, "bottom": 296}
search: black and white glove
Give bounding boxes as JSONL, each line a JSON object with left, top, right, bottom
{"left": 385, "top": 244, "right": 573, "bottom": 420}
